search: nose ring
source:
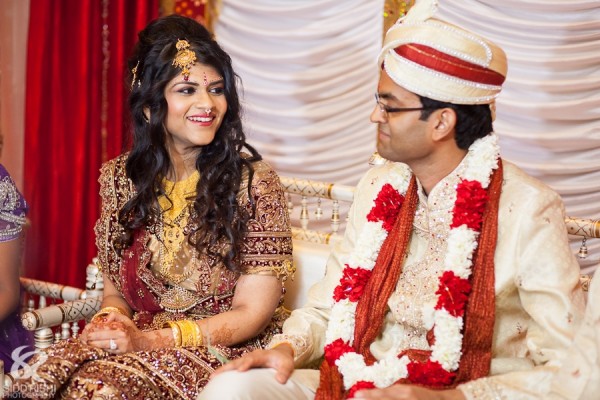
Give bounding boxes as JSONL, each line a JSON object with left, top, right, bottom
{"left": 205, "top": 108, "right": 212, "bottom": 114}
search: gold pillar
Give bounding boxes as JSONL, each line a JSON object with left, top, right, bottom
{"left": 159, "top": 0, "right": 221, "bottom": 34}
{"left": 383, "top": 0, "right": 415, "bottom": 34}
{"left": 205, "top": 0, "right": 222, "bottom": 33}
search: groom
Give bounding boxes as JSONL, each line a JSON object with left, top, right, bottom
{"left": 200, "top": 1, "right": 584, "bottom": 399}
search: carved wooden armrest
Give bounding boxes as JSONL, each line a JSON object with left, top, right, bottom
{"left": 20, "top": 277, "right": 85, "bottom": 301}
{"left": 565, "top": 217, "right": 600, "bottom": 239}
{"left": 580, "top": 274, "right": 593, "bottom": 292}
{"left": 565, "top": 216, "right": 599, "bottom": 292}
{"left": 21, "top": 297, "right": 102, "bottom": 332}
{"left": 279, "top": 176, "right": 355, "bottom": 244}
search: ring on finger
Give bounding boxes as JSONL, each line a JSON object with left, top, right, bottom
{"left": 109, "top": 338, "right": 117, "bottom": 350}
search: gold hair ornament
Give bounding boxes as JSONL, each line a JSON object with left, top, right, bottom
{"left": 131, "top": 60, "right": 141, "bottom": 89}
{"left": 172, "top": 39, "right": 197, "bottom": 81}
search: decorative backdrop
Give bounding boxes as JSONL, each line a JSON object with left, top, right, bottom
{"left": 215, "top": 0, "right": 600, "bottom": 272}
{"left": 214, "top": 0, "right": 385, "bottom": 185}
{"left": 436, "top": 1, "right": 600, "bottom": 272}
{"left": 0, "top": 0, "right": 598, "bottom": 285}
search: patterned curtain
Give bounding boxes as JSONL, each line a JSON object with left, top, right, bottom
{"left": 214, "top": 0, "right": 599, "bottom": 270}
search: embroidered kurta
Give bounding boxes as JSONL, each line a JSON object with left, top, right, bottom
{"left": 270, "top": 159, "right": 584, "bottom": 399}
{"left": 15, "top": 154, "right": 293, "bottom": 399}
{"left": 548, "top": 274, "right": 600, "bottom": 400}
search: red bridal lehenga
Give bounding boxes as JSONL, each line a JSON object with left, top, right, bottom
{"left": 13, "top": 155, "right": 293, "bottom": 399}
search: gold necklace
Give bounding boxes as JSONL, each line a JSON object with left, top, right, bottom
{"left": 157, "top": 171, "right": 200, "bottom": 284}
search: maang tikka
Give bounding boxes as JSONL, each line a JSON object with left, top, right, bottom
{"left": 172, "top": 39, "right": 197, "bottom": 81}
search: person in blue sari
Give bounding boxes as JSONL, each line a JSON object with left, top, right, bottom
{"left": 0, "top": 164, "right": 34, "bottom": 373}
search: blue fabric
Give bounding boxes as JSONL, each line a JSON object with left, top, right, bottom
{"left": 0, "top": 164, "right": 34, "bottom": 372}
{"left": 0, "top": 298, "right": 34, "bottom": 372}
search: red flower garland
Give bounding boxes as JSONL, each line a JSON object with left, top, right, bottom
{"left": 333, "top": 266, "right": 373, "bottom": 302}
{"left": 451, "top": 179, "right": 488, "bottom": 231}
{"left": 366, "top": 183, "right": 405, "bottom": 232}
{"left": 347, "top": 381, "right": 376, "bottom": 399}
{"left": 328, "top": 177, "right": 490, "bottom": 391}
{"left": 324, "top": 338, "right": 355, "bottom": 365}
{"left": 435, "top": 271, "right": 472, "bottom": 317}
{"left": 406, "top": 360, "right": 456, "bottom": 386}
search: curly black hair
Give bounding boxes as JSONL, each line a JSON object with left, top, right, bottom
{"left": 417, "top": 96, "right": 494, "bottom": 150}
{"left": 117, "top": 14, "right": 261, "bottom": 273}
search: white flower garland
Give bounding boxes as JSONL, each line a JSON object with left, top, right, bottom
{"left": 324, "top": 134, "right": 500, "bottom": 393}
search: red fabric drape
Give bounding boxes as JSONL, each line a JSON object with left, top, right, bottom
{"left": 24, "top": 0, "right": 158, "bottom": 286}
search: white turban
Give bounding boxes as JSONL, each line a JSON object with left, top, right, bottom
{"left": 379, "top": 0, "right": 507, "bottom": 105}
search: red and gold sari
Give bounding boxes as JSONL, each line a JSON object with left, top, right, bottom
{"left": 16, "top": 154, "right": 293, "bottom": 399}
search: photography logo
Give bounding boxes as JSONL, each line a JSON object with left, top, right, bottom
{"left": 10, "top": 346, "right": 48, "bottom": 379}
{"left": 1, "top": 346, "right": 51, "bottom": 398}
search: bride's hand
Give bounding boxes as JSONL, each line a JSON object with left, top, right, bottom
{"left": 81, "top": 312, "right": 139, "bottom": 354}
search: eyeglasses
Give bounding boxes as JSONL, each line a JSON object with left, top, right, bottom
{"left": 374, "top": 93, "right": 431, "bottom": 119}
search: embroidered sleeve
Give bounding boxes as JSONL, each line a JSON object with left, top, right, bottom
{"left": 0, "top": 165, "right": 27, "bottom": 242}
{"left": 93, "top": 155, "right": 133, "bottom": 291}
{"left": 459, "top": 378, "right": 503, "bottom": 400}
{"left": 239, "top": 161, "right": 294, "bottom": 282}
{"left": 267, "top": 333, "right": 313, "bottom": 366}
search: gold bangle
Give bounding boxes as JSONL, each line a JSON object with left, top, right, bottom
{"left": 193, "top": 322, "right": 203, "bottom": 347}
{"left": 164, "top": 321, "right": 182, "bottom": 347}
{"left": 176, "top": 321, "right": 191, "bottom": 347}
{"left": 92, "top": 306, "right": 129, "bottom": 322}
{"left": 174, "top": 321, "right": 187, "bottom": 346}
{"left": 175, "top": 320, "right": 202, "bottom": 347}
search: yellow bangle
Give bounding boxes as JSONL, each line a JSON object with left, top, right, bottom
{"left": 92, "top": 306, "right": 129, "bottom": 322}
{"left": 179, "top": 320, "right": 194, "bottom": 347}
{"left": 164, "top": 320, "right": 202, "bottom": 348}
{"left": 174, "top": 320, "right": 202, "bottom": 347}
{"left": 164, "top": 321, "right": 182, "bottom": 347}
{"left": 193, "top": 322, "right": 203, "bottom": 347}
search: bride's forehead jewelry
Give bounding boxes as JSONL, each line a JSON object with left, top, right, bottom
{"left": 173, "top": 39, "right": 197, "bottom": 81}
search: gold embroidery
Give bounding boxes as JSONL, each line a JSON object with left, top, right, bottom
{"left": 245, "top": 259, "right": 295, "bottom": 282}
{"left": 157, "top": 171, "right": 200, "bottom": 284}
{"left": 159, "top": 285, "right": 203, "bottom": 313}
{"left": 95, "top": 154, "right": 293, "bottom": 318}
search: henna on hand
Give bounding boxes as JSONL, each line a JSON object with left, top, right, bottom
{"left": 131, "top": 327, "right": 174, "bottom": 351}
{"left": 207, "top": 323, "right": 239, "bottom": 346}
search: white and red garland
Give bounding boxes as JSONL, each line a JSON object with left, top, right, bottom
{"left": 323, "top": 134, "right": 500, "bottom": 398}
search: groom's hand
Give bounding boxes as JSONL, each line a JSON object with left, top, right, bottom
{"left": 211, "top": 343, "right": 295, "bottom": 384}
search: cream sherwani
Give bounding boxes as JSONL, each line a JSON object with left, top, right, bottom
{"left": 548, "top": 274, "right": 600, "bottom": 400}
{"left": 199, "top": 158, "right": 585, "bottom": 400}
